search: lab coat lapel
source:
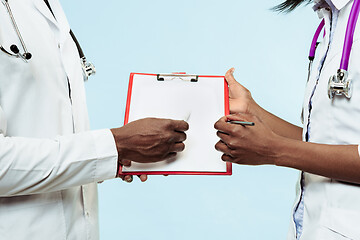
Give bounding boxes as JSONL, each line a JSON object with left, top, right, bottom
{"left": 32, "top": 0, "right": 70, "bottom": 45}
{"left": 33, "top": 0, "right": 59, "bottom": 29}
{"left": 47, "top": 0, "right": 70, "bottom": 43}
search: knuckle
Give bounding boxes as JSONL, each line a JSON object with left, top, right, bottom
{"left": 227, "top": 140, "right": 237, "bottom": 149}
{"left": 162, "top": 119, "right": 173, "bottom": 129}
{"left": 228, "top": 127, "right": 236, "bottom": 135}
{"left": 161, "top": 144, "right": 171, "bottom": 154}
{"left": 165, "top": 131, "right": 173, "bottom": 139}
{"left": 229, "top": 149, "right": 237, "bottom": 157}
{"left": 161, "top": 132, "right": 173, "bottom": 142}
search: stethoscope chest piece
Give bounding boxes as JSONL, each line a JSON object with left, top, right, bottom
{"left": 310, "top": 0, "right": 360, "bottom": 100}
{"left": 328, "top": 69, "right": 353, "bottom": 99}
{"left": 1, "top": 1, "right": 96, "bottom": 80}
{"left": 81, "top": 57, "right": 96, "bottom": 81}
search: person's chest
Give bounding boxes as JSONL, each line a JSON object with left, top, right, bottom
{"left": 0, "top": 0, "right": 89, "bottom": 137}
{"left": 303, "top": 0, "right": 360, "bottom": 144}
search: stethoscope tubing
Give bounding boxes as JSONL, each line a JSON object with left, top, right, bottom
{"left": 309, "top": 19, "right": 325, "bottom": 60}
{"left": 341, "top": 0, "right": 360, "bottom": 70}
{"left": 0, "top": 0, "right": 96, "bottom": 79}
{"left": 2, "top": 0, "right": 30, "bottom": 59}
{"left": 309, "top": 0, "right": 360, "bottom": 71}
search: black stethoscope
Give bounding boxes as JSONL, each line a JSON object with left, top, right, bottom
{"left": 0, "top": 0, "right": 96, "bottom": 80}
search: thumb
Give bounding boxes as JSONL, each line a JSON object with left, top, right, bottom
{"left": 225, "top": 68, "right": 239, "bottom": 86}
{"left": 225, "top": 68, "right": 249, "bottom": 99}
{"left": 225, "top": 68, "right": 247, "bottom": 90}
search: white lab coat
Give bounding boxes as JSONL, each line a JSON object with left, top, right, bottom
{"left": 0, "top": 0, "right": 118, "bottom": 239}
{"left": 287, "top": 0, "right": 360, "bottom": 239}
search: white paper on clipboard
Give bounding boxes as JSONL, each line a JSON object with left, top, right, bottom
{"left": 122, "top": 73, "right": 231, "bottom": 175}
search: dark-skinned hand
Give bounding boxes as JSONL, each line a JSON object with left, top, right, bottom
{"left": 111, "top": 118, "right": 189, "bottom": 182}
{"left": 225, "top": 68, "right": 257, "bottom": 114}
{"left": 214, "top": 113, "right": 281, "bottom": 165}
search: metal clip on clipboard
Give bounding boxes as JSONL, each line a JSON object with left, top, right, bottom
{"left": 157, "top": 73, "right": 199, "bottom": 82}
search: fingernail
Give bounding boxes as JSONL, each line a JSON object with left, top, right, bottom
{"left": 230, "top": 68, "right": 235, "bottom": 74}
{"left": 125, "top": 176, "right": 133, "bottom": 183}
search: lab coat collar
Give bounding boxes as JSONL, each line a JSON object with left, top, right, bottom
{"left": 329, "top": 0, "right": 351, "bottom": 10}
{"left": 33, "top": 0, "right": 59, "bottom": 28}
{"left": 32, "top": 0, "right": 70, "bottom": 44}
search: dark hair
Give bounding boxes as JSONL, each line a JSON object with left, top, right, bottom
{"left": 273, "top": 0, "right": 312, "bottom": 12}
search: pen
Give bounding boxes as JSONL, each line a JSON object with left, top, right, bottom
{"left": 227, "top": 120, "right": 255, "bottom": 126}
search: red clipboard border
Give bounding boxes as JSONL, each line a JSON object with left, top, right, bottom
{"left": 121, "top": 72, "right": 232, "bottom": 176}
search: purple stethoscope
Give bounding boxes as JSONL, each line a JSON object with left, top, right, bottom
{"left": 309, "top": 0, "right": 360, "bottom": 99}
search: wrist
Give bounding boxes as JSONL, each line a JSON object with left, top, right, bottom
{"left": 110, "top": 128, "right": 124, "bottom": 177}
{"left": 271, "top": 135, "right": 291, "bottom": 167}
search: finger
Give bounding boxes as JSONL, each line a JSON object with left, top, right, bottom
{"left": 214, "top": 116, "right": 232, "bottom": 133}
{"left": 214, "top": 116, "right": 228, "bottom": 129}
{"left": 221, "top": 154, "right": 234, "bottom": 162}
{"left": 163, "top": 152, "right": 177, "bottom": 161}
{"left": 138, "top": 175, "right": 148, "bottom": 182}
{"left": 171, "top": 120, "right": 189, "bottom": 132}
{"left": 125, "top": 175, "right": 133, "bottom": 183}
{"left": 170, "top": 142, "right": 185, "bottom": 153}
{"left": 226, "top": 113, "right": 254, "bottom": 122}
{"left": 216, "top": 131, "right": 231, "bottom": 142}
{"left": 225, "top": 68, "right": 238, "bottom": 86}
{"left": 173, "top": 131, "right": 187, "bottom": 142}
{"left": 215, "top": 141, "right": 232, "bottom": 155}
{"left": 120, "top": 175, "right": 133, "bottom": 183}
{"left": 225, "top": 68, "right": 246, "bottom": 89}
{"left": 121, "top": 159, "right": 131, "bottom": 167}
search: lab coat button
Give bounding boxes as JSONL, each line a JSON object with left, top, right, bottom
{"left": 58, "top": 44, "right": 61, "bottom": 49}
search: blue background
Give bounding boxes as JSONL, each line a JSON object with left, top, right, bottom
{"left": 62, "top": 1, "right": 318, "bottom": 239}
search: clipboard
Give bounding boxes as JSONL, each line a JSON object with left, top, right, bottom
{"left": 120, "top": 72, "right": 232, "bottom": 176}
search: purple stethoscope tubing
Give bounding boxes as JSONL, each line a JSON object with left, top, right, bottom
{"left": 309, "top": 0, "right": 360, "bottom": 71}
{"left": 341, "top": 0, "right": 360, "bottom": 70}
{"left": 309, "top": 19, "right": 325, "bottom": 60}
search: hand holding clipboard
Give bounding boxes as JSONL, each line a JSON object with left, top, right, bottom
{"left": 120, "top": 73, "right": 232, "bottom": 176}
